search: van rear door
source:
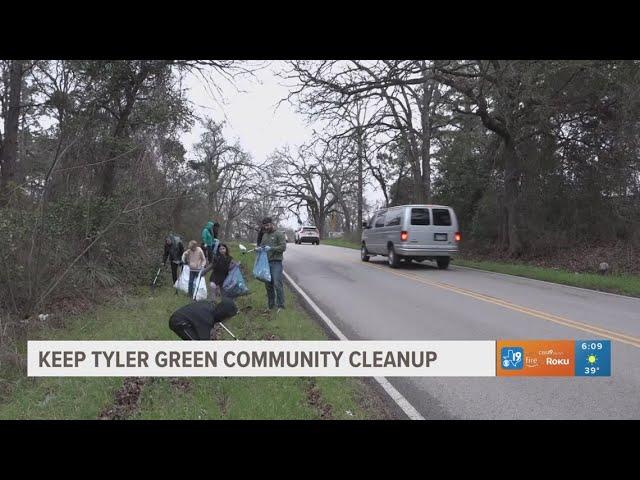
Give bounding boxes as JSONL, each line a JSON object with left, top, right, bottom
{"left": 406, "top": 207, "right": 457, "bottom": 251}
{"left": 430, "top": 208, "right": 457, "bottom": 251}
{"left": 406, "top": 207, "right": 432, "bottom": 247}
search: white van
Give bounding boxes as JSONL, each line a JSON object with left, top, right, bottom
{"left": 360, "top": 204, "right": 460, "bottom": 269}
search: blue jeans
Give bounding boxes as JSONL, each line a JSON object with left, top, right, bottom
{"left": 265, "top": 260, "right": 284, "bottom": 309}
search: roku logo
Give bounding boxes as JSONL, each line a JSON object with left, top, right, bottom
{"left": 546, "top": 357, "right": 570, "bottom": 366}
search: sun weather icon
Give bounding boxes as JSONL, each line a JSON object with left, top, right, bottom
{"left": 501, "top": 346, "right": 524, "bottom": 370}
{"left": 575, "top": 340, "right": 611, "bottom": 376}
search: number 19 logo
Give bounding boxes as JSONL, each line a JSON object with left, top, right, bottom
{"left": 501, "top": 347, "right": 524, "bottom": 370}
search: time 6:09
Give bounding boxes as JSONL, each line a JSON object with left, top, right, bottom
{"left": 581, "top": 342, "right": 604, "bottom": 350}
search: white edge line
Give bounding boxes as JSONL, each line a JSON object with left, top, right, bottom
{"left": 283, "top": 270, "right": 425, "bottom": 421}
{"left": 453, "top": 264, "right": 640, "bottom": 301}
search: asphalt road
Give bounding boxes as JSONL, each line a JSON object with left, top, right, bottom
{"left": 283, "top": 243, "right": 640, "bottom": 419}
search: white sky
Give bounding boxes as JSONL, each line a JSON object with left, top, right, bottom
{"left": 180, "top": 61, "right": 383, "bottom": 230}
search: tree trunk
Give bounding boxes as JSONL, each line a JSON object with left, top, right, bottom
{"left": 223, "top": 218, "right": 233, "bottom": 240}
{"left": 171, "top": 189, "right": 187, "bottom": 231}
{"left": 503, "top": 139, "right": 523, "bottom": 256}
{"left": 357, "top": 127, "right": 363, "bottom": 234}
{"left": 99, "top": 65, "right": 148, "bottom": 198}
{"left": 410, "top": 156, "right": 424, "bottom": 203}
{"left": 0, "top": 60, "right": 23, "bottom": 197}
{"left": 402, "top": 138, "right": 425, "bottom": 204}
{"left": 100, "top": 118, "right": 128, "bottom": 198}
{"left": 420, "top": 134, "right": 431, "bottom": 204}
{"left": 206, "top": 154, "right": 220, "bottom": 219}
{"left": 420, "top": 78, "right": 434, "bottom": 204}
{"left": 339, "top": 198, "right": 351, "bottom": 233}
{"left": 310, "top": 202, "right": 324, "bottom": 238}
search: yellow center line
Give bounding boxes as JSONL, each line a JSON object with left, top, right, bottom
{"left": 357, "top": 260, "right": 640, "bottom": 348}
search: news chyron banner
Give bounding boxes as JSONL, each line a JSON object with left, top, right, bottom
{"left": 497, "top": 340, "right": 611, "bottom": 377}
{"left": 28, "top": 340, "right": 611, "bottom": 377}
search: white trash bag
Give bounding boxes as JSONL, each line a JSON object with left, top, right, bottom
{"left": 192, "top": 271, "right": 207, "bottom": 301}
{"left": 174, "top": 266, "right": 207, "bottom": 300}
{"left": 174, "top": 265, "right": 190, "bottom": 293}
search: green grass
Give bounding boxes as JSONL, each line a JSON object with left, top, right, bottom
{"left": 322, "top": 238, "right": 360, "bottom": 250}
{"left": 452, "top": 258, "right": 640, "bottom": 297}
{"left": 322, "top": 237, "right": 640, "bottom": 297}
{"left": 0, "top": 245, "right": 390, "bottom": 420}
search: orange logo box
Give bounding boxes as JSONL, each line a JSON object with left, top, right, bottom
{"left": 496, "top": 340, "right": 575, "bottom": 376}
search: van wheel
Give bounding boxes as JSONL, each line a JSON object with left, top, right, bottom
{"left": 361, "top": 244, "right": 370, "bottom": 262}
{"left": 437, "top": 257, "right": 450, "bottom": 270}
{"left": 388, "top": 245, "right": 401, "bottom": 268}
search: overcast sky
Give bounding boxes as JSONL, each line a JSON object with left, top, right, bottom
{"left": 181, "top": 61, "right": 313, "bottom": 164}
{"left": 180, "top": 61, "right": 382, "bottom": 229}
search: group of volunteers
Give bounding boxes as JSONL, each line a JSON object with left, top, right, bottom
{"left": 163, "top": 217, "right": 287, "bottom": 341}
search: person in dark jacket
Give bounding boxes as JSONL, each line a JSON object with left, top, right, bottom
{"left": 169, "top": 297, "right": 238, "bottom": 341}
{"left": 257, "top": 217, "right": 287, "bottom": 313}
{"left": 163, "top": 234, "right": 184, "bottom": 284}
{"left": 202, "top": 243, "right": 232, "bottom": 302}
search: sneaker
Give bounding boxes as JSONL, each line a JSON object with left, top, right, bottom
{"left": 261, "top": 308, "right": 273, "bottom": 315}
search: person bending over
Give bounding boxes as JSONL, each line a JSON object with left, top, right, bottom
{"left": 169, "top": 297, "right": 238, "bottom": 340}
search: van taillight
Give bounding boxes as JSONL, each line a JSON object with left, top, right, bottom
{"left": 400, "top": 231, "right": 409, "bottom": 241}
{"left": 455, "top": 232, "right": 461, "bottom": 242}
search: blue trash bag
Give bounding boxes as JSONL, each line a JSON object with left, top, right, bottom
{"left": 253, "top": 249, "right": 272, "bottom": 283}
{"left": 222, "top": 262, "right": 250, "bottom": 298}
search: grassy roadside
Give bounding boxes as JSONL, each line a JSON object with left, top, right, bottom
{"left": 321, "top": 238, "right": 640, "bottom": 297}
{"left": 0, "top": 245, "right": 391, "bottom": 420}
{"left": 452, "top": 258, "right": 640, "bottom": 297}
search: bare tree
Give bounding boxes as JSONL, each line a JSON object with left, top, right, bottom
{"left": 283, "top": 60, "right": 452, "bottom": 206}
{"left": 190, "top": 118, "right": 250, "bottom": 219}
{"left": 269, "top": 144, "right": 341, "bottom": 238}
{"left": 217, "top": 150, "right": 258, "bottom": 239}
{"left": 313, "top": 135, "right": 359, "bottom": 233}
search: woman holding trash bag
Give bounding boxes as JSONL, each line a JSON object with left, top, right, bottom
{"left": 257, "top": 217, "right": 286, "bottom": 314}
{"left": 202, "top": 243, "right": 233, "bottom": 302}
{"left": 182, "top": 240, "right": 207, "bottom": 298}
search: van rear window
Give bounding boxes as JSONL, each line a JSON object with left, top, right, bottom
{"left": 432, "top": 209, "right": 452, "bottom": 226}
{"left": 411, "top": 208, "right": 430, "bottom": 226}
